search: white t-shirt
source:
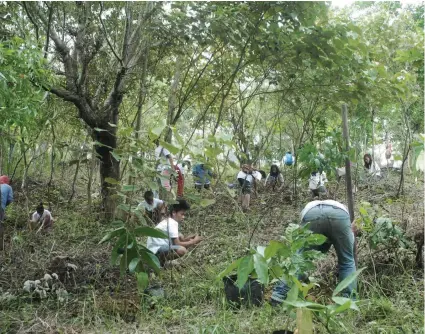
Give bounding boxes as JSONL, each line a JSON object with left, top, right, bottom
{"left": 301, "top": 200, "right": 349, "bottom": 220}
{"left": 237, "top": 171, "right": 254, "bottom": 183}
{"left": 309, "top": 172, "right": 327, "bottom": 190}
{"left": 137, "top": 198, "right": 163, "bottom": 212}
{"left": 31, "top": 209, "right": 53, "bottom": 228}
{"left": 155, "top": 146, "right": 172, "bottom": 171}
{"left": 147, "top": 218, "right": 179, "bottom": 254}
{"left": 366, "top": 161, "right": 381, "bottom": 177}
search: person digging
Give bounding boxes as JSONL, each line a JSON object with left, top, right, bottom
{"left": 146, "top": 199, "right": 203, "bottom": 267}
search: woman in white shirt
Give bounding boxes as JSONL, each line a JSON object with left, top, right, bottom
{"left": 363, "top": 153, "right": 381, "bottom": 178}
{"left": 237, "top": 164, "right": 256, "bottom": 211}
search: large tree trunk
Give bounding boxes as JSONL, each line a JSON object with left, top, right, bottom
{"left": 94, "top": 124, "right": 120, "bottom": 218}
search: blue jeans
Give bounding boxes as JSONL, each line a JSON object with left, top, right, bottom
{"left": 271, "top": 204, "right": 356, "bottom": 302}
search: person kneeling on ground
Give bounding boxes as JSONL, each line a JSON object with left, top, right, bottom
{"left": 138, "top": 191, "right": 164, "bottom": 223}
{"left": 146, "top": 199, "right": 203, "bottom": 266}
{"left": 30, "top": 203, "right": 54, "bottom": 231}
{"left": 270, "top": 199, "right": 357, "bottom": 305}
{"left": 265, "top": 164, "right": 284, "bottom": 191}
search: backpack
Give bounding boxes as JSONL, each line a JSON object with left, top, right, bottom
{"left": 284, "top": 153, "right": 293, "bottom": 166}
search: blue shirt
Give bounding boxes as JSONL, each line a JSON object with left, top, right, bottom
{"left": 193, "top": 164, "right": 212, "bottom": 185}
{"left": 1, "top": 184, "right": 13, "bottom": 209}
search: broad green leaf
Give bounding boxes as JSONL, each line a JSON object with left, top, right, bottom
{"left": 122, "top": 185, "right": 138, "bottom": 192}
{"left": 150, "top": 119, "right": 166, "bottom": 139}
{"left": 329, "top": 300, "right": 351, "bottom": 315}
{"left": 99, "top": 227, "right": 126, "bottom": 244}
{"left": 264, "top": 240, "right": 284, "bottom": 259}
{"left": 105, "top": 177, "right": 120, "bottom": 185}
{"left": 136, "top": 272, "right": 149, "bottom": 292}
{"left": 159, "top": 140, "right": 180, "bottom": 155}
{"left": 134, "top": 226, "right": 168, "bottom": 239}
{"left": 111, "top": 234, "right": 127, "bottom": 265}
{"left": 284, "top": 300, "right": 326, "bottom": 310}
{"left": 199, "top": 198, "right": 216, "bottom": 207}
{"left": 253, "top": 253, "right": 268, "bottom": 285}
{"left": 218, "top": 258, "right": 242, "bottom": 279}
{"left": 333, "top": 268, "right": 365, "bottom": 296}
{"left": 129, "top": 257, "right": 140, "bottom": 273}
{"left": 236, "top": 255, "right": 254, "bottom": 290}
{"left": 140, "top": 250, "right": 161, "bottom": 274}
{"left": 286, "top": 283, "right": 299, "bottom": 302}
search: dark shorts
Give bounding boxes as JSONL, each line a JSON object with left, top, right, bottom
{"left": 238, "top": 178, "right": 252, "bottom": 194}
{"left": 156, "top": 244, "right": 184, "bottom": 254}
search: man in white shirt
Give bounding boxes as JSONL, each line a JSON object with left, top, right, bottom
{"left": 309, "top": 171, "right": 328, "bottom": 198}
{"left": 138, "top": 191, "right": 164, "bottom": 223}
{"left": 147, "top": 199, "right": 202, "bottom": 264}
{"left": 30, "top": 203, "right": 54, "bottom": 231}
{"left": 271, "top": 199, "right": 356, "bottom": 305}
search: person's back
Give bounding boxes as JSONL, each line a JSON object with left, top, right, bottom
{"left": 1, "top": 184, "right": 13, "bottom": 211}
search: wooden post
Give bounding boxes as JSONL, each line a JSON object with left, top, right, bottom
{"left": 342, "top": 104, "right": 357, "bottom": 267}
{"left": 341, "top": 105, "right": 355, "bottom": 219}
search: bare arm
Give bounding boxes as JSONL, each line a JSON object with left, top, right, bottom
{"left": 173, "top": 235, "right": 202, "bottom": 248}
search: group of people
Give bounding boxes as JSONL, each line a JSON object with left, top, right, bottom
{"left": 154, "top": 141, "right": 214, "bottom": 200}
{"left": 0, "top": 175, "right": 54, "bottom": 249}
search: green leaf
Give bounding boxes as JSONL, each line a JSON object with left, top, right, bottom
{"left": 140, "top": 250, "right": 161, "bottom": 274}
{"left": 136, "top": 272, "right": 149, "bottom": 292}
{"left": 159, "top": 140, "right": 180, "bottom": 155}
{"left": 333, "top": 268, "right": 365, "bottom": 296}
{"left": 94, "top": 127, "right": 107, "bottom": 132}
{"left": 284, "top": 300, "right": 326, "bottom": 310}
{"left": 286, "top": 283, "right": 299, "bottom": 303}
{"left": 99, "top": 227, "right": 126, "bottom": 244}
{"left": 111, "top": 234, "right": 127, "bottom": 265}
{"left": 236, "top": 255, "right": 254, "bottom": 290}
{"left": 105, "top": 177, "right": 120, "bottom": 185}
{"left": 150, "top": 119, "right": 166, "bottom": 139}
{"left": 218, "top": 258, "right": 242, "bottom": 279}
{"left": 199, "top": 198, "right": 216, "bottom": 207}
{"left": 253, "top": 253, "right": 269, "bottom": 285}
{"left": 264, "top": 240, "right": 284, "bottom": 259}
{"left": 134, "top": 226, "right": 168, "bottom": 238}
{"left": 129, "top": 257, "right": 140, "bottom": 273}
{"left": 122, "top": 185, "right": 138, "bottom": 192}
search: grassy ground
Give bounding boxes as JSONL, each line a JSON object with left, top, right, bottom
{"left": 0, "top": 172, "right": 423, "bottom": 333}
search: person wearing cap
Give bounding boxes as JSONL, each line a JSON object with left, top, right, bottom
{"left": 0, "top": 175, "right": 13, "bottom": 250}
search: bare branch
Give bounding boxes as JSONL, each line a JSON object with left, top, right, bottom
{"left": 99, "top": 2, "right": 123, "bottom": 66}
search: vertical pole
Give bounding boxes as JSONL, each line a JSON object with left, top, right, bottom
{"left": 342, "top": 104, "right": 357, "bottom": 267}
{"left": 341, "top": 105, "right": 354, "bottom": 220}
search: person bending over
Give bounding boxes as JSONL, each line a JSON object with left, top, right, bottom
{"left": 147, "top": 199, "right": 202, "bottom": 265}
{"left": 265, "top": 164, "right": 284, "bottom": 191}
{"left": 271, "top": 199, "right": 357, "bottom": 305}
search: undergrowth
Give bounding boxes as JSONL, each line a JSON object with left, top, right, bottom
{"left": 0, "top": 173, "right": 423, "bottom": 334}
